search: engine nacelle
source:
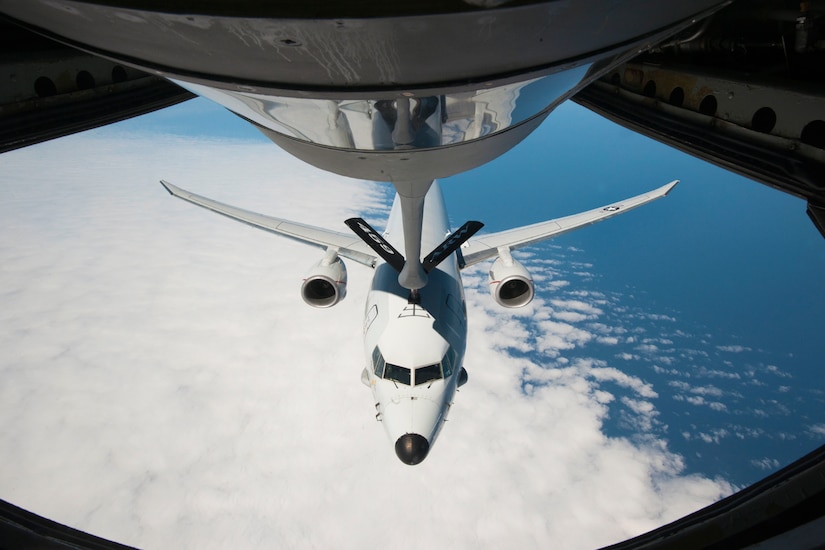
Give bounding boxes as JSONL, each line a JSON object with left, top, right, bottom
{"left": 488, "top": 256, "right": 534, "bottom": 308}
{"left": 301, "top": 256, "right": 347, "bottom": 308}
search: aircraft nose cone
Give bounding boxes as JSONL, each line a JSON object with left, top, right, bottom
{"left": 395, "top": 433, "right": 430, "bottom": 465}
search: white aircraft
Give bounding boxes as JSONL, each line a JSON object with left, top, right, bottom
{"left": 161, "top": 178, "right": 678, "bottom": 465}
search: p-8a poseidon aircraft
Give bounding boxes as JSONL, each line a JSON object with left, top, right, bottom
{"left": 161, "top": 179, "right": 677, "bottom": 465}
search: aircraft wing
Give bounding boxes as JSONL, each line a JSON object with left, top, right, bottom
{"left": 160, "top": 180, "right": 378, "bottom": 268}
{"left": 460, "top": 180, "right": 678, "bottom": 268}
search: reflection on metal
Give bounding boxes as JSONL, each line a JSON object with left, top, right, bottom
{"left": 170, "top": 63, "right": 607, "bottom": 186}
{"left": 175, "top": 66, "right": 590, "bottom": 152}
{"left": 0, "top": 1, "right": 728, "bottom": 93}
{"left": 0, "top": 0, "right": 730, "bottom": 182}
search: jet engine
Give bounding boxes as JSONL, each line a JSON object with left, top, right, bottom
{"left": 301, "top": 255, "right": 347, "bottom": 308}
{"left": 488, "top": 256, "right": 534, "bottom": 308}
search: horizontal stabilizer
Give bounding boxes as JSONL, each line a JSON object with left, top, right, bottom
{"left": 422, "top": 220, "right": 484, "bottom": 272}
{"left": 345, "top": 218, "right": 405, "bottom": 272}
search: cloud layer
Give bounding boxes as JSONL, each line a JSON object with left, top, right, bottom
{"left": 0, "top": 129, "right": 738, "bottom": 548}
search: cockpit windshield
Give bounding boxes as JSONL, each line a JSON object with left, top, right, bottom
{"left": 372, "top": 346, "right": 458, "bottom": 386}
{"left": 414, "top": 364, "right": 442, "bottom": 386}
{"left": 384, "top": 362, "right": 411, "bottom": 386}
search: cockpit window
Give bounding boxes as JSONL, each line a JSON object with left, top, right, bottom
{"left": 372, "top": 347, "right": 385, "bottom": 378}
{"left": 384, "top": 362, "right": 411, "bottom": 385}
{"left": 415, "top": 364, "right": 443, "bottom": 386}
{"left": 373, "top": 347, "right": 411, "bottom": 385}
{"left": 373, "top": 346, "right": 456, "bottom": 386}
{"left": 442, "top": 347, "right": 456, "bottom": 378}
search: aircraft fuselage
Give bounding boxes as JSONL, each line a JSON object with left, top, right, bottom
{"left": 361, "top": 182, "right": 466, "bottom": 465}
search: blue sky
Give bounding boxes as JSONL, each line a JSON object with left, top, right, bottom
{"left": 1, "top": 95, "right": 823, "bottom": 547}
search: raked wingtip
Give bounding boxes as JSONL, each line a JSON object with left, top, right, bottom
{"left": 663, "top": 180, "right": 679, "bottom": 196}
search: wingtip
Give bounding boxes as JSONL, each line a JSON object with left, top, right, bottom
{"left": 663, "top": 179, "right": 679, "bottom": 196}
{"left": 159, "top": 180, "right": 174, "bottom": 196}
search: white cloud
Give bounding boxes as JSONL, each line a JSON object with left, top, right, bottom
{"left": 548, "top": 279, "right": 571, "bottom": 289}
{"left": 553, "top": 310, "right": 591, "bottom": 323}
{"left": 585, "top": 365, "right": 658, "bottom": 399}
{"left": 635, "top": 343, "right": 659, "bottom": 353}
{"left": 808, "top": 424, "right": 825, "bottom": 438}
{"left": 696, "top": 367, "right": 740, "bottom": 380}
{"left": 652, "top": 365, "right": 680, "bottom": 375}
{"left": 620, "top": 397, "right": 659, "bottom": 432}
{"left": 669, "top": 382, "right": 724, "bottom": 399}
{"left": 716, "top": 345, "right": 751, "bottom": 353}
{"left": 0, "top": 128, "right": 735, "bottom": 548}
{"left": 690, "top": 385, "right": 724, "bottom": 397}
{"left": 550, "top": 299, "right": 603, "bottom": 316}
{"left": 750, "top": 458, "right": 781, "bottom": 470}
{"left": 534, "top": 320, "right": 595, "bottom": 357}
{"left": 694, "top": 430, "right": 729, "bottom": 444}
{"left": 764, "top": 364, "right": 792, "bottom": 378}
{"left": 646, "top": 314, "right": 676, "bottom": 322}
